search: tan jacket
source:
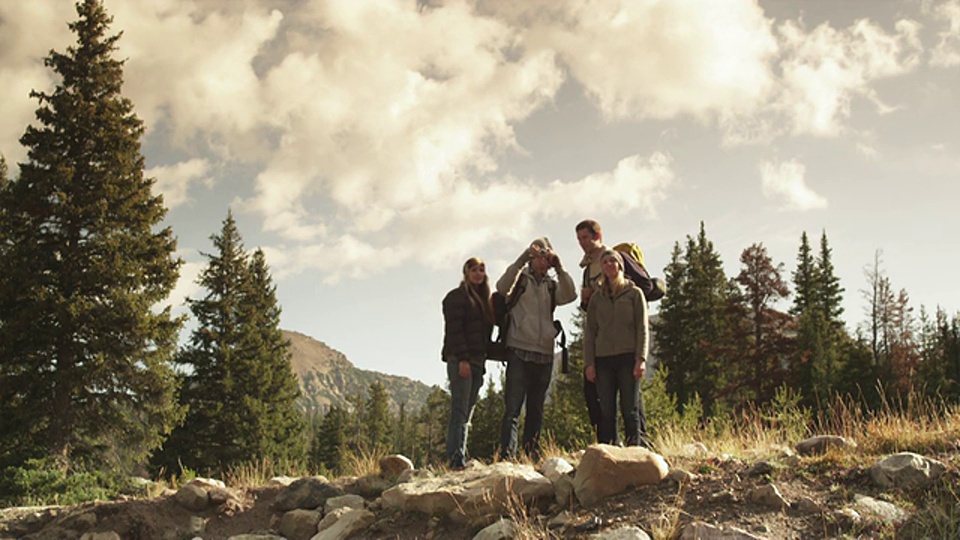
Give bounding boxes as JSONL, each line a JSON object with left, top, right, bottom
{"left": 583, "top": 285, "right": 649, "bottom": 368}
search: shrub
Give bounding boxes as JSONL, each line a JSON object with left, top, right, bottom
{"left": 0, "top": 458, "right": 123, "bottom": 506}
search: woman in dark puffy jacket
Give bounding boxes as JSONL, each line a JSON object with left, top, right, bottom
{"left": 442, "top": 257, "right": 494, "bottom": 469}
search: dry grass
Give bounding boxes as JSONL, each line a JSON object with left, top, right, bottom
{"left": 223, "top": 457, "right": 311, "bottom": 488}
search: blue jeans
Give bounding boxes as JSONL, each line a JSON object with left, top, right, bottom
{"left": 499, "top": 349, "right": 553, "bottom": 460}
{"left": 446, "top": 358, "right": 484, "bottom": 468}
{"left": 595, "top": 353, "right": 648, "bottom": 447}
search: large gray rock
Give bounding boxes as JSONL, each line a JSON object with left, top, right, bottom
{"left": 869, "top": 452, "right": 946, "bottom": 488}
{"left": 381, "top": 462, "right": 553, "bottom": 519}
{"left": 280, "top": 509, "right": 321, "bottom": 540}
{"left": 174, "top": 483, "right": 209, "bottom": 512}
{"left": 311, "top": 508, "right": 375, "bottom": 540}
{"left": 324, "top": 494, "right": 366, "bottom": 514}
{"left": 274, "top": 477, "right": 345, "bottom": 511}
{"left": 573, "top": 444, "right": 669, "bottom": 507}
{"left": 851, "top": 494, "right": 910, "bottom": 525}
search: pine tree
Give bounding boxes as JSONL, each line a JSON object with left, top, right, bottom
{"left": 790, "top": 232, "right": 819, "bottom": 316}
{"left": 363, "top": 380, "right": 392, "bottom": 451}
{"left": 312, "top": 406, "right": 347, "bottom": 474}
{"left": 158, "top": 212, "right": 304, "bottom": 475}
{"left": 0, "top": 0, "right": 182, "bottom": 470}
{"left": 734, "top": 243, "right": 792, "bottom": 404}
{"left": 414, "top": 386, "right": 449, "bottom": 467}
{"left": 470, "top": 375, "right": 504, "bottom": 460}
{"left": 815, "top": 232, "right": 844, "bottom": 328}
{"left": 653, "top": 242, "right": 693, "bottom": 407}
{"left": 235, "top": 248, "right": 306, "bottom": 463}
{"left": 791, "top": 231, "right": 851, "bottom": 406}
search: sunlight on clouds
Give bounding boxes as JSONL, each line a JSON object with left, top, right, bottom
{"left": 928, "top": 0, "right": 960, "bottom": 66}
{"left": 255, "top": 152, "right": 675, "bottom": 281}
{"left": 492, "top": 0, "right": 777, "bottom": 122}
{"left": 237, "top": 0, "right": 562, "bottom": 243}
{"left": 759, "top": 159, "right": 827, "bottom": 212}
{"left": 775, "top": 18, "right": 921, "bottom": 137}
{"left": 0, "top": 1, "right": 76, "bottom": 168}
{"left": 111, "top": 3, "right": 283, "bottom": 154}
{"left": 148, "top": 158, "right": 212, "bottom": 209}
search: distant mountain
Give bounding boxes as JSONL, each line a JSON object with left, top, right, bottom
{"left": 283, "top": 329, "right": 436, "bottom": 416}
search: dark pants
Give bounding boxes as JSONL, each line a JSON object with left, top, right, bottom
{"left": 595, "top": 353, "right": 648, "bottom": 447}
{"left": 500, "top": 349, "right": 553, "bottom": 460}
{"left": 583, "top": 375, "right": 602, "bottom": 441}
{"left": 446, "top": 358, "right": 484, "bottom": 468}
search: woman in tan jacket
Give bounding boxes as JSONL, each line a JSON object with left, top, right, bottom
{"left": 583, "top": 249, "right": 650, "bottom": 447}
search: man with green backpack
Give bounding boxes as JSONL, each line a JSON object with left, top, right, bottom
{"left": 576, "top": 219, "right": 665, "bottom": 444}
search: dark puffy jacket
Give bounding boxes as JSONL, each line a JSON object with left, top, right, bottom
{"left": 441, "top": 286, "right": 492, "bottom": 364}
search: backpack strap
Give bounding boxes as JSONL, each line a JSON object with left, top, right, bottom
{"left": 553, "top": 319, "right": 568, "bottom": 373}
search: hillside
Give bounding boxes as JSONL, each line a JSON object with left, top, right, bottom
{"left": 283, "top": 329, "right": 434, "bottom": 415}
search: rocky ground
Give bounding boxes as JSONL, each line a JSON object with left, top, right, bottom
{"left": 2, "top": 441, "right": 958, "bottom": 540}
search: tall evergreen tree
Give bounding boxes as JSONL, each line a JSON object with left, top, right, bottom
{"left": 815, "top": 231, "right": 845, "bottom": 331}
{"left": 414, "top": 386, "right": 449, "bottom": 467}
{"left": 790, "top": 232, "right": 818, "bottom": 316}
{"left": 311, "top": 406, "right": 347, "bottom": 474}
{"left": 0, "top": 1, "right": 182, "bottom": 470}
{"left": 653, "top": 242, "right": 693, "bottom": 408}
{"left": 158, "top": 212, "right": 304, "bottom": 474}
{"left": 733, "top": 243, "right": 792, "bottom": 404}
{"left": 236, "top": 248, "right": 306, "bottom": 462}
{"left": 363, "top": 380, "right": 392, "bottom": 451}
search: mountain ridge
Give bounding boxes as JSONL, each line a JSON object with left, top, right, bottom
{"left": 283, "top": 329, "right": 435, "bottom": 415}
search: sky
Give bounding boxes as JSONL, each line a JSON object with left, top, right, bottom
{"left": 1, "top": 0, "right": 958, "bottom": 388}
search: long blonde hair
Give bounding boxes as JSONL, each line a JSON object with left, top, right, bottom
{"left": 600, "top": 250, "right": 631, "bottom": 297}
{"left": 461, "top": 257, "right": 494, "bottom": 324}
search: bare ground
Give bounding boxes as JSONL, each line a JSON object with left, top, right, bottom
{"left": 3, "top": 451, "right": 959, "bottom": 539}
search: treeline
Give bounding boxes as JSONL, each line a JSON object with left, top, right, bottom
{"left": 653, "top": 223, "right": 960, "bottom": 417}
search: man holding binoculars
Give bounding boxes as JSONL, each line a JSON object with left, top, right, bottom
{"left": 494, "top": 237, "right": 576, "bottom": 461}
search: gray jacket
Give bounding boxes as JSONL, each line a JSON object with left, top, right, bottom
{"left": 496, "top": 263, "right": 576, "bottom": 355}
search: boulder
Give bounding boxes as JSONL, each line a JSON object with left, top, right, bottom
{"left": 273, "top": 477, "right": 345, "bottom": 512}
{"left": 594, "top": 525, "right": 652, "bottom": 539}
{"left": 746, "top": 484, "right": 787, "bottom": 511}
{"left": 679, "top": 521, "right": 767, "bottom": 539}
{"left": 869, "top": 452, "right": 946, "bottom": 488}
{"left": 312, "top": 508, "right": 375, "bottom": 540}
{"left": 851, "top": 494, "right": 910, "bottom": 526}
{"left": 174, "top": 483, "right": 209, "bottom": 512}
{"left": 324, "top": 494, "right": 366, "bottom": 514}
{"left": 280, "top": 509, "right": 321, "bottom": 540}
{"left": 573, "top": 444, "right": 669, "bottom": 507}
{"left": 379, "top": 454, "right": 414, "bottom": 478}
{"left": 381, "top": 462, "right": 553, "bottom": 519}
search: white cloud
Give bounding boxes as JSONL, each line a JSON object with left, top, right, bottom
{"left": 261, "top": 152, "right": 676, "bottom": 281}
{"left": 759, "top": 159, "right": 828, "bottom": 212}
{"left": 771, "top": 18, "right": 922, "bottom": 138}
{"left": 147, "top": 158, "right": 213, "bottom": 209}
{"left": 928, "top": 0, "right": 960, "bottom": 66}
{"left": 0, "top": 2, "right": 76, "bottom": 166}
{"left": 488, "top": 0, "right": 778, "bottom": 122}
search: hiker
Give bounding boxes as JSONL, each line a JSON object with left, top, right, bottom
{"left": 583, "top": 249, "right": 651, "bottom": 447}
{"left": 496, "top": 237, "right": 576, "bottom": 461}
{"left": 442, "top": 257, "right": 494, "bottom": 470}
{"left": 576, "top": 219, "right": 608, "bottom": 440}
